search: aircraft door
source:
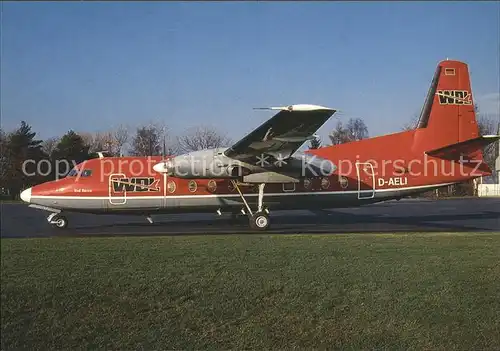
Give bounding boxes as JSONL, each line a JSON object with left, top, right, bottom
{"left": 356, "top": 162, "right": 375, "bottom": 200}
{"left": 108, "top": 173, "right": 164, "bottom": 208}
{"left": 108, "top": 173, "right": 127, "bottom": 205}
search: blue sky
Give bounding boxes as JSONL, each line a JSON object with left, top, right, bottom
{"left": 2, "top": 1, "right": 499, "bottom": 145}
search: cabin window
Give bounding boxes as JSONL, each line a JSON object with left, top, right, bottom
{"left": 81, "top": 170, "right": 92, "bottom": 177}
{"left": 283, "top": 183, "right": 295, "bottom": 192}
{"left": 207, "top": 180, "right": 217, "bottom": 192}
{"left": 339, "top": 176, "right": 348, "bottom": 189}
{"left": 67, "top": 169, "right": 79, "bottom": 177}
{"left": 321, "top": 177, "right": 330, "bottom": 190}
{"left": 167, "top": 181, "right": 176, "bottom": 193}
{"left": 303, "top": 178, "right": 312, "bottom": 190}
{"left": 188, "top": 180, "right": 197, "bottom": 193}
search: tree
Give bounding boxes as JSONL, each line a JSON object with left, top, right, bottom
{"left": 476, "top": 111, "right": 498, "bottom": 170}
{"left": 79, "top": 126, "right": 130, "bottom": 157}
{"left": 52, "top": 130, "right": 90, "bottom": 174}
{"left": 112, "top": 124, "right": 130, "bottom": 156}
{"left": 402, "top": 113, "right": 420, "bottom": 131}
{"left": 79, "top": 131, "right": 115, "bottom": 154}
{"left": 177, "top": 125, "right": 232, "bottom": 153}
{"left": 1, "top": 121, "right": 46, "bottom": 198}
{"left": 78, "top": 132, "right": 94, "bottom": 152}
{"left": 130, "top": 124, "right": 163, "bottom": 156}
{"left": 41, "top": 137, "right": 60, "bottom": 157}
{"left": 346, "top": 118, "right": 369, "bottom": 140}
{"left": 329, "top": 118, "right": 369, "bottom": 145}
{"left": 0, "top": 128, "right": 8, "bottom": 194}
{"left": 329, "top": 121, "right": 351, "bottom": 145}
{"left": 309, "top": 135, "right": 321, "bottom": 149}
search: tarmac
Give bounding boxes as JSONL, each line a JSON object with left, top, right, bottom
{"left": 1, "top": 197, "right": 499, "bottom": 238}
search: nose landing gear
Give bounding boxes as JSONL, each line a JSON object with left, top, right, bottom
{"left": 47, "top": 212, "right": 68, "bottom": 229}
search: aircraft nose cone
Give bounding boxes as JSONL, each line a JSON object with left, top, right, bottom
{"left": 20, "top": 187, "right": 32, "bottom": 203}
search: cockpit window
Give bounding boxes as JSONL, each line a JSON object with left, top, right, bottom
{"left": 81, "top": 170, "right": 92, "bottom": 177}
{"left": 67, "top": 169, "right": 79, "bottom": 177}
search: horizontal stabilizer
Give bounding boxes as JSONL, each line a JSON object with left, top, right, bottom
{"left": 425, "top": 135, "right": 500, "bottom": 159}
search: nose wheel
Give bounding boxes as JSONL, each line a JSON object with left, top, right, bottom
{"left": 48, "top": 213, "right": 68, "bottom": 229}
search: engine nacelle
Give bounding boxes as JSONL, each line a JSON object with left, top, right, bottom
{"left": 226, "top": 165, "right": 252, "bottom": 177}
{"left": 155, "top": 149, "right": 335, "bottom": 180}
{"left": 164, "top": 150, "right": 253, "bottom": 179}
{"left": 277, "top": 152, "right": 336, "bottom": 178}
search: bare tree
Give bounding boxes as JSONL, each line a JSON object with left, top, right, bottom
{"left": 329, "top": 118, "right": 369, "bottom": 145}
{"left": 79, "top": 131, "right": 115, "bottom": 154}
{"left": 346, "top": 118, "right": 369, "bottom": 141}
{"left": 177, "top": 125, "right": 232, "bottom": 153}
{"left": 473, "top": 103, "right": 498, "bottom": 169}
{"left": 329, "top": 121, "right": 351, "bottom": 145}
{"left": 0, "top": 129, "right": 8, "bottom": 191}
{"left": 477, "top": 114, "right": 498, "bottom": 169}
{"left": 112, "top": 124, "right": 130, "bottom": 156}
{"left": 78, "top": 132, "right": 95, "bottom": 151}
{"left": 402, "top": 113, "right": 420, "bottom": 131}
{"left": 97, "top": 131, "right": 115, "bottom": 154}
{"left": 41, "top": 137, "right": 60, "bottom": 157}
{"left": 129, "top": 123, "right": 174, "bottom": 156}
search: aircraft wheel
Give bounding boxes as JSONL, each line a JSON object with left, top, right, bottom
{"left": 250, "top": 212, "right": 270, "bottom": 231}
{"left": 51, "top": 215, "right": 68, "bottom": 229}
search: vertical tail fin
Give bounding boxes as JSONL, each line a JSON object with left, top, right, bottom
{"left": 413, "top": 60, "right": 481, "bottom": 153}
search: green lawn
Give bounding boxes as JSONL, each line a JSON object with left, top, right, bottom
{"left": 2, "top": 233, "right": 500, "bottom": 350}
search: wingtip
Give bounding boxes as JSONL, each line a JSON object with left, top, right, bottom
{"left": 253, "top": 104, "right": 337, "bottom": 112}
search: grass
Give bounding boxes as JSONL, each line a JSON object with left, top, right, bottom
{"left": 2, "top": 233, "right": 500, "bottom": 350}
{"left": 0, "top": 199, "right": 21, "bottom": 204}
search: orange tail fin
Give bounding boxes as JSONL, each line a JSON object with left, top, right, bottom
{"left": 413, "top": 60, "right": 484, "bottom": 157}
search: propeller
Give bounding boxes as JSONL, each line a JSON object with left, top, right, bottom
{"left": 162, "top": 136, "right": 166, "bottom": 159}
{"left": 161, "top": 136, "right": 169, "bottom": 170}
{"left": 153, "top": 135, "right": 172, "bottom": 174}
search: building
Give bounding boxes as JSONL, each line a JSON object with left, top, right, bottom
{"left": 478, "top": 123, "right": 500, "bottom": 197}
{"left": 496, "top": 122, "right": 500, "bottom": 182}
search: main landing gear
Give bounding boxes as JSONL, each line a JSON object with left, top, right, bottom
{"left": 231, "top": 180, "right": 270, "bottom": 231}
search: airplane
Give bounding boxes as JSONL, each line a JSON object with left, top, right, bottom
{"left": 19, "top": 59, "right": 500, "bottom": 231}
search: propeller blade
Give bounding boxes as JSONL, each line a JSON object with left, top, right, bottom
{"left": 162, "top": 136, "right": 166, "bottom": 159}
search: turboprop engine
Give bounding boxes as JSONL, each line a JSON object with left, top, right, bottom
{"left": 153, "top": 149, "right": 336, "bottom": 181}
{"left": 155, "top": 149, "right": 254, "bottom": 179}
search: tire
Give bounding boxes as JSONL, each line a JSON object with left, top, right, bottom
{"left": 51, "top": 215, "right": 68, "bottom": 229}
{"left": 250, "top": 212, "right": 270, "bottom": 231}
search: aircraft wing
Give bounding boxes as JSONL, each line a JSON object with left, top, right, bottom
{"left": 224, "top": 104, "right": 337, "bottom": 163}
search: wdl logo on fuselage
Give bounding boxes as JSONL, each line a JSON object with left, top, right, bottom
{"left": 111, "top": 177, "right": 160, "bottom": 192}
{"left": 436, "top": 90, "right": 472, "bottom": 105}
